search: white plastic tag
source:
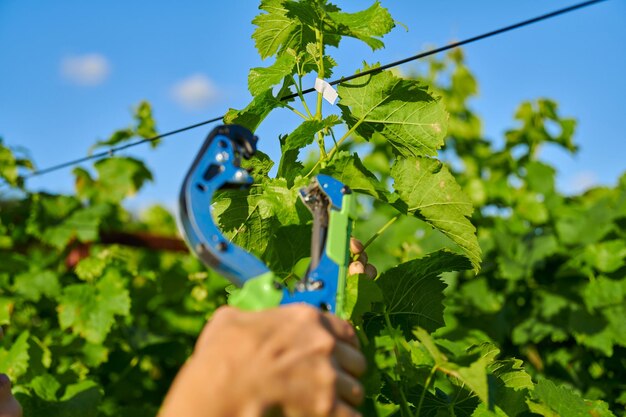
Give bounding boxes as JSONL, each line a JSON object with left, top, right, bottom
{"left": 314, "top": 78, "right": 339, "bottom": 105}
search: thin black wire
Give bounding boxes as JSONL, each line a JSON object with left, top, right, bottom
{"left": 23, "top": 116, "right": 223, "bottom": 178}
{"left": 284, "top": 0, "right": 609, "bottom": 98}
{"left": 22, "top": 0, "right": 608, "bottom": 180}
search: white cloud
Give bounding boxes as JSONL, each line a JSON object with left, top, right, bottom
{"left": 61, "top": 53, "right": 110, "bottom": 86}
{"left": 171, "top": 74, "right": 219, "bottom": 110}
{"left": 567, "top": 171, "right": 598, "bottom": 194}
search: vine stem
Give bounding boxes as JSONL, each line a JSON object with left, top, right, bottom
{"left": 383, "top": 308, "right": 414, "bottom": 417}
{"left": 362, "top": 214, "right": 401, "bottom": 252}
{"left": 284, "top": 103, "right": 308, "bottom": 120}
{"left": 304, "top": 117, "right": 366, "bottom": 178}
{"left": 326, "top": 117, "right": 365, "bottom": 160}
{"left": 317, "top": 132, "right": 327, "bottom": 159}
{"left": 416, "top": 364, "right": 438, "bottom": 417}
{"left": 290, "top": 74, "right": 314, "bottom": 118}
{"left": 314, "top": 27, "right": 327, "bottom": 159}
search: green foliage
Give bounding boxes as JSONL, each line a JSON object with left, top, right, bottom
{"left": 337, "top": 66, "right": 447, "bottom": 157}
{"left": 0, "top": 138, "right": 33, "bottom": 189}
{"left": 58, "top": 268, "right": 131, "bottom": 343}
{"left": 0, "top": 102, "right": 226, "bottom": 416}
{"left": 391, "top": 157, "right": 480, "bottom": 271}
{"left": 0, "top": 2, "right": 623, "bottom": 417}
{"left": 410, "top": 49, "right": 626, "bottom": 415}
{"left": 89, "top": 101, "right": 158, "bottom": 151}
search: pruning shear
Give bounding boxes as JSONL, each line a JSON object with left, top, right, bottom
{"left": 178, "top": 125, "right": 355, "bottom": 317}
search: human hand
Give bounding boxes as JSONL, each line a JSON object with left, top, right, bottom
{"left": 348, "top": 238, "right": 377, "bottom": 279}
{"left": 159, "top": 305, "right": 366, "bottom": 417}
{"left": 0, "top": 328, "right": 22, "bottom": 417}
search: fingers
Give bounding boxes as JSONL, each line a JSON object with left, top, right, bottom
{"left": 334, "top": 341, "right": 366, "bottom": 377}
{"left": 0, "top": 374, "right": 12, "bottom": 400}
{"left": 331, "top": 400, "right": 362, "bottom": 417}
{"left": 336, "top": 371, "right": 364, "bottom": 407}
{"left": 320, "top": 314, "right": 359, "bottom": 348}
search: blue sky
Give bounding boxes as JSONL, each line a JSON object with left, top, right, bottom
{"left": 1, "top": 1, "right": 624, "bottom": 212}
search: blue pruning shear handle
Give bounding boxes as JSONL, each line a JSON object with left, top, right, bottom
{"left": 179, "top": 125, "right": 356, "bottom": 316}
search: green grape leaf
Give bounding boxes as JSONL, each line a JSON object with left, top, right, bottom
{"left": 536, "top": 290, "right": 569, "bottom": 319}
{"left": 0, "top": 141, "right": 21, "bottom": 186}
{"left": 27, "top": 194, "right": 80, "bottom": 234}
{"left": 569, "top": 302, "right": 626, "bottom": 356}
{"left": 277, "top": 134, "right": 303, "bottom": 185}
{"left": 412, "top": 327, "right": 447, "bottom": 365}
{"left": 410, "top": 383, "right": 479, "bottom": 417}
{"left": 516, "top": 192, "right": 548, "bottom": 224}
{"left": 412, "top": 329, "right": 491, "bottom": 406}
{"left": 13, "top": 270, "right": 60, "bottom": 301}
{"left": 94, "top": 157, "right": 153, "bottom": 203}
{"left": 89, "top": 101, "right": 158, "bottom": 151}
{"left": 18, "top": 379, "right": 102, "bottom": 417}
{"left": 0, "top": 225, "right": 11, "bottom": 249}
{"left": 455, "top": 356, "right": 491, "bottom": 405}
{"left": 283, "top": 116, "right": 340, "bottom": 151}
{"left": 450, "top": 61, "right": 478, "bottom": 100}
{"left": 506, "top": 99, "right": 578, "bottom": 155}
{"left": 74, "top": 256, "right": 107, "bottom": 282}
{"left": 90, "top": 128, "right": 134, "bottom": 153}
{"left": 496, "top": 233, "right": 558, "bottom": 281}
{"left": 528, "top": 377, "right": 616, "bottom": 417}
{"left": 252, "top": 1, "right": 392, "bottom": 62}
{"left": 489, "top": 354, "right": 534, "bottom": 416}
{"left": 241, "top": 150, "right": 275, "bottom": 179}
{"left": 82, "top": 343, "right": 109, "bottom": 367}
{"left": 344, "top": 274, "right": 383, "bottom": 325}
{"left": 73, "top": 167, "right": 95, "bottom": 199}
{"left": 456, "top": 276, "right": 503, "bottom": 314}
{"left": 224, "top": 89, "right": 284, "bottom": 131}
{"left": 415, "top": 339, "right": 529, "bottom": 411}
{"left": 582, "top": 276, "right": 625, "bottom": 310}
{"left": 322, "top": 152, "right": 388, "bottom": 201}
{"left": 582, "top": 240, "right": 626, "bottom": 273}
{"left": 512, "top": 318, "right": 568, "bottom": 346}
{"left": 0, "top": 331, "right": 30, "bottom": 380}
{"left": 263, "top": 224, "right": 310, "bottom": 277}
{"left": 212, "top": 178, "right": 309, "bottom": 259}
{"left": 58, "top": 268, "right": 131, "bottom": 343}
{"left": 472, "top": 404, "right": 509, "bottom": 417}
{"left": 569, "top": 309, "right": 613, "bottom": 356}
{"left": 248, "top": 52, "right": 296, "bottom": 96}
{"left": 555, "top": 199, "right": 615, "bottom": 245}
{"left": 0, "top": 138, "right": 33, "bottom": 187}
{"left": 30, "top": 374, "right": 61, "bottom": 401}
{"left": 301, "top": 43, "right": 336, "bottom": 78}
{"left": 138, "top": 204, "right": 178, "bottom": 235}
{"left": 525, "top": 161, "right": 556, "bottom": 195}
{"left": 338, "top": 66, "right": 448, "bottom": 158}
{"left": 0, "top": 298, "right": 11, "bottom": 325}
{"left": 391, "top": 157, "right": 481, "bottom": 271}
{"left": 373, "top": 326, "right": 415, "bottom": 381}
{"left": 326, "top": 1, "right": 395, "bottom": 50}
{"left": 214, "top": 188, "right": 279, "bottom": 258}
{"left": 134, "top": 101, "right": 158, "bottom": 145}
{"left": 376, "top": 251, "right": 472, "bottom": 338}
{"left": 39, "top": 204, "right": 112, "bottom": 249}
{"left": 252, "top": 0, "right": 314, "bottom": 59}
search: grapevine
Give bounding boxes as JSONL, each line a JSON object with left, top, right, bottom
{"left": 0, "top": 1, "right": 624, "bottom": 416}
